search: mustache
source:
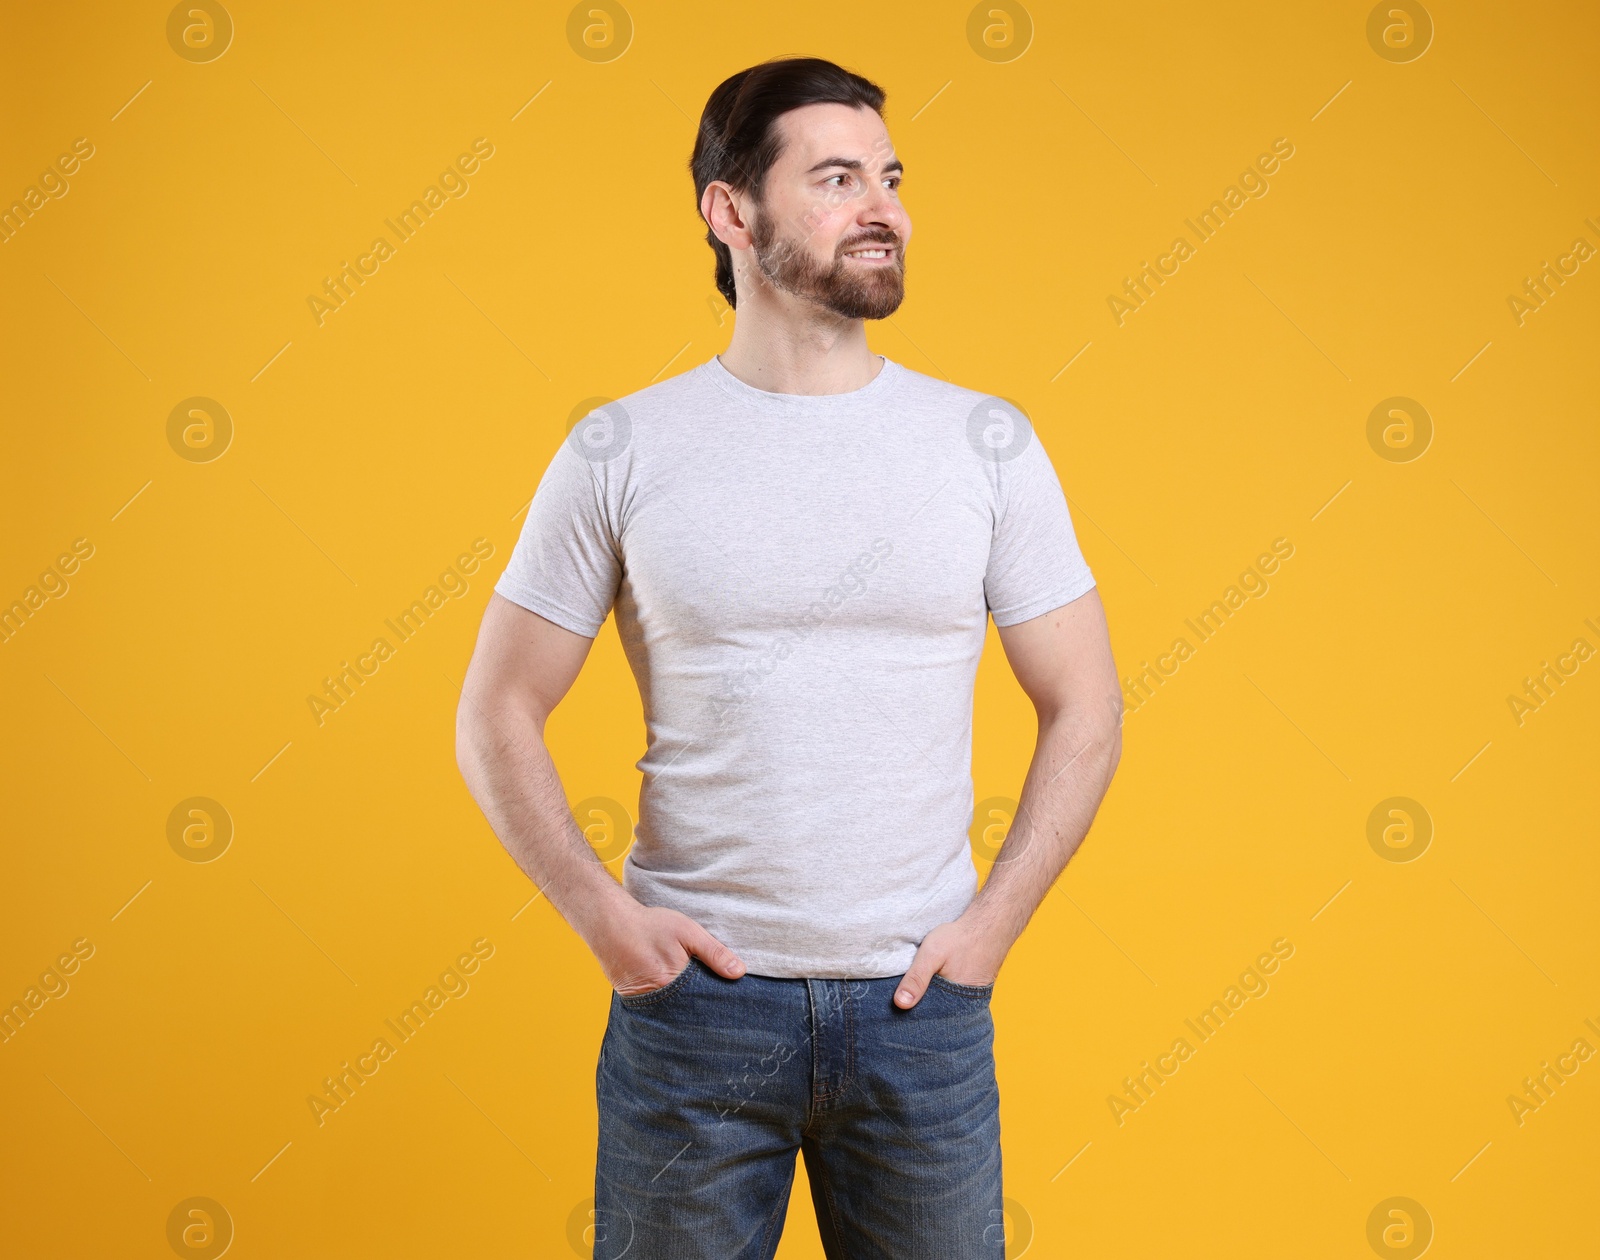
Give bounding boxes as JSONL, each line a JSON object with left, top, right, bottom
{"left": 837, "top": 232, "right": 901, "bottom": 254}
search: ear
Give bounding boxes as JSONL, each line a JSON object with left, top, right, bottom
{"left": 702, "top": 182, "right": 754, "bottom": 251}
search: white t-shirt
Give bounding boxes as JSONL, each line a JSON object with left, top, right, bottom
{"left": 495, "top": 353, "right": 1096, "bottom": 977}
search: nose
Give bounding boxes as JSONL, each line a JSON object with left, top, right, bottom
{"left": 857, "top": 182, "right": 908, "bottom": 239}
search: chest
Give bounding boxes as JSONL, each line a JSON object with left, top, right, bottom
{"left": 613, "top": 430, "right": 995, "bottom": 638}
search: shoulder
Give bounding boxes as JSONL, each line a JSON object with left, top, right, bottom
{"left": 887, "top": 361, "right": 1001, "bottom": 415}
{"left": 605, "top": 361, "right": 713, "bottom": 416}
{"left": 889, "top": 363, "right": 1054, "bottom": 479}
{"left": 557, "top": 362, "right": 716, "bottom": 472}
{"left": 888, "top": 363, "right": 1036, "bottom": 451}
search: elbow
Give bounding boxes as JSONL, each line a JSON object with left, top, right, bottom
{"left": 1103, "top": 721, "right": 1123, "bottom": 783}
{"left": 1042, "top": 687, "right": 1123, "bottom": 746}
{"left": 453, "top": 681, "right": 547, "bottom": 793}
{"left": 454, "top": 689, "right": 491, "bottom": 790}
{"left": 453, "top": 701, "right": 478, "bottom": 787}
{"left": 1099, "top": 688, "right": 1124, "bottom": 781}
{"left": 1046, "top": 690, "right": 1123, "bottom": 785}
{"left": 1103, "top": 687, "right": 1124, "bottom": 740}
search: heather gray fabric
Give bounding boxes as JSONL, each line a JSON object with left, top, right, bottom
{"left": 495, "top": 353, "right": 1096, "bottom": 977}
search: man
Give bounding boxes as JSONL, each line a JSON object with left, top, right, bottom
{"left": 456, "top": 56, "right": 1121, "bottom": 1259}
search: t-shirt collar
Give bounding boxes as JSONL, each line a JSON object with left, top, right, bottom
{"left": 704, "top": 352, "right": 903, "bottom": 412}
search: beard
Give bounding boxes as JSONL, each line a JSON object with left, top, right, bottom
{"left": 749, "top": 205, "right": 905, "bottom": 320}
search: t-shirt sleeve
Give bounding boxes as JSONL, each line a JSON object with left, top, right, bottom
{"left": 493, "top": 442, "right": 622, "bottom": 638}
{"left": 983, "top": 434, "right": 1097, "bottom": 627}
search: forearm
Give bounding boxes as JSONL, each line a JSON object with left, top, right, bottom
{"left": 455, "top": 697, "right": 636, "bottom": 946}
{"left": 965, "top": 704, "right": 1122, "bottom": 952}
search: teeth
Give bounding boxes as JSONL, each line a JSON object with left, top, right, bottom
{"left": 847, "top": 249, "right": 889, "bottom": 258}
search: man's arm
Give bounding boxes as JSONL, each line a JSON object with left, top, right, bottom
{"left": 455, "top": 593, "right": 746, "bottom": 994}
{"left": 894, "top": 587, "right": 1122, "bottom": 1008}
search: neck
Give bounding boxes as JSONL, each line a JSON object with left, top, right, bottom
{"left": 716, "top": 297, "right": 882, "bottom": 396}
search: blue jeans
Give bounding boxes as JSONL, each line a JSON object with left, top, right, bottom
{"left": 592, "top": 957, "right": 1004, "bottom": 1258}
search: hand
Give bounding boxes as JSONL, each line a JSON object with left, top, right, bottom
{"left": 894, "top": 915, "right": 1010, "bottom": 1009}
{"left": 593, "top": 902, "right": 746, "bottom": 997}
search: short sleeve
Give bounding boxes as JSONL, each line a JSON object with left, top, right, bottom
{"left": 984, "top": 435, "right": 1097, "bottom": 627}
{"left": 493, "top": 442, "right": 622, "bottom": 638}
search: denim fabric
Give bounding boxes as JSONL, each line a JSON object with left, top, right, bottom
{"left": 592, "top": 957, "right": 1004, "bottom": 1258}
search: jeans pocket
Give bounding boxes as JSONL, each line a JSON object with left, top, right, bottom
{"left": 616, "top": 958, "right": 697, "bottom": 1009}
{"left": 929, "top": 972, "right": 994, "bottom": 1001}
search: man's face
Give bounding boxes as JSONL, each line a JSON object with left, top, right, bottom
{"left": 746, "top": 103, "right": 910, "bottom": 320}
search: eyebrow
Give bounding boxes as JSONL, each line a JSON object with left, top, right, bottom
{"left": 805, "top": 156, "right": 904, "bottom": 177}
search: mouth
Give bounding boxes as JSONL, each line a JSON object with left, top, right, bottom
{"left": 842, "top": 244, "right": 898, "bottom": 265}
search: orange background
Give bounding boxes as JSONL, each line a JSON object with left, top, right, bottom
{"left": 1, "top": 1, "right": 1596, "bottom": 1256}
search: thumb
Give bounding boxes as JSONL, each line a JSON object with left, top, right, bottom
{"left": 684, "top": 926, "right": 746, "bottom": 980}
{"left": 895, "top": 942, "right": 943, "bottom": 1009}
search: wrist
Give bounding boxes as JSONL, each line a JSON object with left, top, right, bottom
{"left": 565, "top": 868, "right": 641, "bottom": 950}
{"left": 958, "top": 897, "right": 1021, "bottom": 960}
